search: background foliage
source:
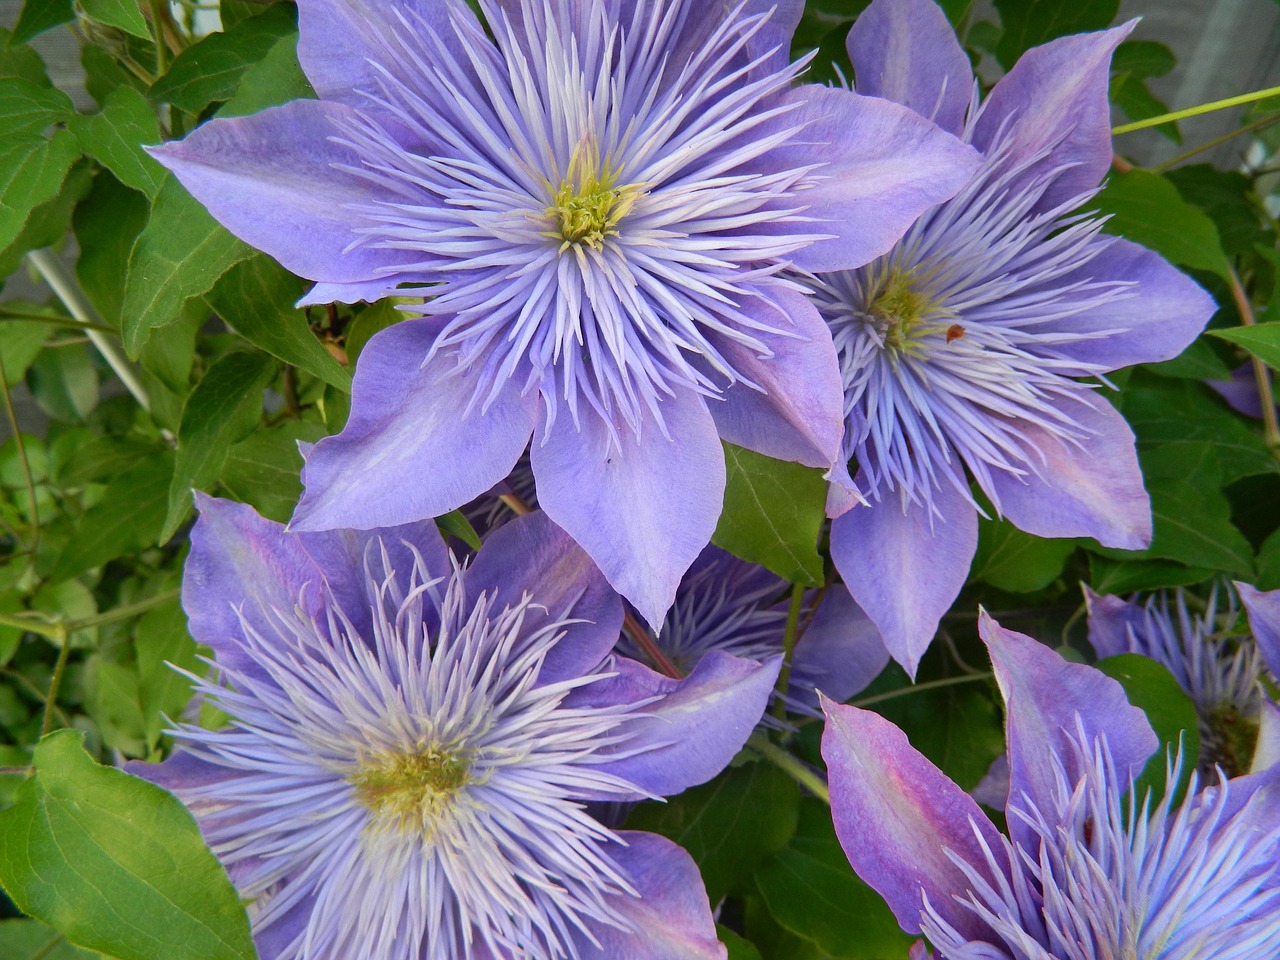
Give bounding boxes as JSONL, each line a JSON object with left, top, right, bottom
{"left": 0, "top": 0, "right": 1278, "bottom": 957}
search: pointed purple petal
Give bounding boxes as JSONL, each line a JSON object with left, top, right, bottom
{"left": 754, "top": 85, "right": 981, "bottom": 273}
{"left": 972, "top": 23, "right": 1135, "bottom": 213}
{"left": 574, "top": 832, "right": 725, "bottom": 960}
{"left": 979, "top": 611, "right": 1158, "bottom": 846}
{"left": 150, "top": 101, "right": 419, "bottom": 285}
{"left": 970, "top": 754, "right": 1010, "bottom": 811}
{"left": 1237, "top": 581, "right": 1280, "bottom": 680}
{"left": 296, "top": 0, "right": 481, "bottom": 104}
{"left": 705, "top": 284, "right": 845, "bottom": 468}
{"left": 292, "top": 319, "right": 539, "bottom": 531}
{"left": 1043, "top": 238, "right": 1215, "bottom": 373}
{"left": 821, "top": 696, "right": 1009, "bottom": 940}
{"left": 465, "top": 511, "right": 623, "bottom": 686}
{"left": 296, "top": 279, "right": 400, "bottom": 307}
{"left": 825, "top": 457, "right": 863, "bottom": 519}
{"left": 984, "top": 392, "right": 1151, "bottom": 549}
{"left": 1208, "top": 363, "right": 1268, "bottom": 421}
{"left": 789, "top": 586, "right": 889, "bottom": 707}
{"left": 530, "top": 392, "right": 726, "bottom": 629}
{"left": 571, "top": 651, "right": 780, "bottom": 798}
{"left": 184, "top": 494, "right": 327, "bottom": 680}
{"left": 1083, "top": 585, "right": 1144, "bottom": 660}
{"left": 846, "top": 0, "right": 972, "bottom": 136}
{"left": 829, "top": 471, "right": 977, "bottom": 677}
{"left": 126, "top": 748, "right": 232, "bottom": 794}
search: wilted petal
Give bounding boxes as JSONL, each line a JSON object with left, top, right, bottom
{"left": 1042, "top": 238, "right": 1215, "bottom": 373}
{"left": 1254, "top": 699, "right": 1280, "bottom": 773}
{"left": 979, "top": 611, "right": 1158, "bottom": 845}
{"left": 972, "top": 23, "right": 1135, "bottom": 213}
{"left": 292, "top": 319, "right": 539, "bottom": 531}
{"left": 1237, "top": 581, "right": 1280, "bottom": 679}
{"left": 821, "top": 696, "right": 1009, "bottom": 940}
{"left": 753, "top": 86, "right": 981, "bottom": 273}
{"left": 985, "top": 392, "right": 1151, "bottom": 549}
{"left": 531, "top": 390, "right": 725, "bottom": 629}
{"left": 705, "top": 283, "right": 845, "bottom": 468}
{"left": 829, "top": 470, "right": 978, "bottom": 677}
{"left": 150, "top": 101, "right": 421, "bottom": 285}
{"left": 571, "top": 651, "right": 781, "bottom": 798}
{"left": 789, "top": 586, "right": 890, "bottom": 707}
{"left": 465, "top": 511, "right": 623, "bottom": 685}
{"left": 575, "top": 833, "right": 725, "bottom": 960}
{"left": 846, "top": 0, "right": 972, "bottom": 136}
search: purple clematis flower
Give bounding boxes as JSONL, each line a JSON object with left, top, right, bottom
{"left": 618, "top": 545, "right": 890, "bottom": 721}
{"left": 821, "top": 612, "right": 1280, "bottom": 960}
{"left": 128, "top": 495, "right": 781, "bottom": 960}
{"left": 149, "top": 0, "right": 980, "bottom": 628}
{"left": 800, "top": 0, "right": 1215, "bottom": 674}
{"left": 1086, "top": 582, "right": 1280, "bottom": 775}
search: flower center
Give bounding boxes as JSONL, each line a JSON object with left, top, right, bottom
{"left": 545, "top": 142, "right": 642, "bottom": 251}
{"left": 350, "top": 746, "right": 473, "bottom": 835}
{"left": 865, "top": 271, "right": 956, "bottom": 356}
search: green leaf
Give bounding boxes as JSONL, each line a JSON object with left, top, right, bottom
{"left": 0, "top": 29, "right": 52, "bottom": 87}
{"left": 149, "top": 3, "right": 298, "bottom": 113}
{"left": 68, "top": 86, "right": 165, "bottom": 198}
{"left": 1257, "top": 526, "right": 1280, "bottom": 590}
{"left": 219, "top": 29, "right": 314, "bottom": 118}
{"left": 1212, "top": 323, "right": 1280, "bottom": 371}
{"left": 135, "top": 595, "right": 202, "bottom": 750}
{"left": 0, "top": 158, "right": 91, "bottom": 279}
{"left": 80, "top": 0, "right": 150, "bottom": 38}
{"left": 220, "top": 420, "right": 328, "bottom": 523}
{"left": 755, "top": 799, "right": 913, "bottom": 960}
{"left": 1096, "top": 654, "right": 1199, "bottom": 800}
{"left": 121, "top": 175, "right": 254, "bottom": 355}
{"left": 1111, "top": 40, "right": 1175, "bottom": 79}
{"left": 0, "top": 78, "right": 73, "bottom": 140}
{"left": 1088, "top": 555, "right": 1214, "bottom": 594}
{"left": 972, "top": 519, "right": 1077, "bottom": 593}
{"left": 0, "top": 919, "right": 101, "bottom": 960}
{"left": 164, "top": 351, "right": 277, "bottom": 540}
{"left": 713, "top": 444, "right": 826, "bottom": 585}
{"left": 207, "top": 256, "right": 352, "bottom": 391}
{"left": 435, "top": 510, "right": 482, "bottom": 551}
{"left": 994, "top": 0, "right": 1118, "bottom": 68}
{"left": 0, "top": 730, "right": 256, "bottom": 960}
{"left": 0, "top": 315, "right": 55, "bottom": 382}
{"left": 1166, "top": 165, "right": 1272, "bottom": 259}
{"left": 719, "top": 925, "right": 764, "bottom": 960}
{"left": 346, "top": 298, "right": 409, "bottom": 365}
{"left": 74, "top": 172, "right": 150, "bottom": 327}
{"left": 27, "top": 342, "right": 98, "bottom": 423}
{"left": 0, "top": 131, "right": 80, "bottom": 254}
{"left": 82, "top": 43, "right": 144, "bottom": 108}
{"left": 627, "top": 760, "right": 799, "bottom": 903}
{"left": 1144, "top": 336, "right": 1233, "bottom": 381}
{"left": 51, "top": 454, "right": 173, "bottom": 580}
{"left": 1091, "top": 170, "right": 1232, "bottom": 282}
{"left": 11, "top": 0, "right": 74, "bottom": 46}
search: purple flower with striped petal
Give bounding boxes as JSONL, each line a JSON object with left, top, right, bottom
{"left": 148, "top": 0, "right": 980, "bottom": 628}
{"left": 129, "top": 496, "right": 780, "bottom": 960}
{"left": 802, "top": 0, "right": 1215, "bottom": 674}
{"left": 1086, "top": 582, "right": 1280, "bottom": 775}
{"left": 618, "top": 545, "right": 889, "bottom": 721}
{"left": 822, "top": 613, "right": 1280, "bottom": 960}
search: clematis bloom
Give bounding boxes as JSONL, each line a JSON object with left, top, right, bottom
{"left": 803, "top": 0, "right": 1215, "bottom": 673}
{"left": 149, "top": 0, "right": 979, "bottom": 627}
{"left": 822, "top": 612, "right": 1280, "bottom": 960}
{"left": 1086, "top": 582, "right": 1280, "bottom": 775}
{"left": 129, "top": 497, "right": 780, "bottom": 960}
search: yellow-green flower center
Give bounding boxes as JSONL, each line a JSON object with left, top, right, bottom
{"left": 350, "top": 747, "right": 472, "bottom": 835}
{"left": 865, "top": 270, "right": 959, "bottom": 356}
{"left": 545, "top": 142, "right": 642, "bottom": 250}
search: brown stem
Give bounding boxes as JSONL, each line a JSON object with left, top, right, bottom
{"left": 1227, "top": 264, "right": 1280, "bottom": 452}
{"left": 623, "top": 611, "right": 682, "bottom": 679}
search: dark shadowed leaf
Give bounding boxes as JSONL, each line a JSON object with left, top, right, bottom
{"left": 220, "top": 420, "right": 328, "bottom": 522}
{"left": 973, "top": 519, "right": 1077, "bottom": 593}
{"left": 994, "top": 0, "right": 1119, "bottom": 68}
{"left": 627, "top": 760, "right": 800, "bottom": 904}
{"left": 0, "top": 919, "right": 100, "bottom": 960}
{"left": 11, "top": 1, "right": 74, "bottom": 46}
{"left": 1096, "top": 654, "right": 1199, "bottom": 800}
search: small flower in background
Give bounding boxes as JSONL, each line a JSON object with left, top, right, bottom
{"left": 803, "top": 0, "right": 1215, "bottom": 674}
{"left": 822, "top": 612, "right": 1280, "bottom": 960}
{"left": 129, "top": 496, "right": 781, "bottom": 960}
{"left": 1085, "top": 582, "right": 1280, "bottom": 775}
{"left": 149, "top": 0, "right": 980, "bottom": 628}
{"left": 619, "top": 544, "right": 890, "bottom": 722}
